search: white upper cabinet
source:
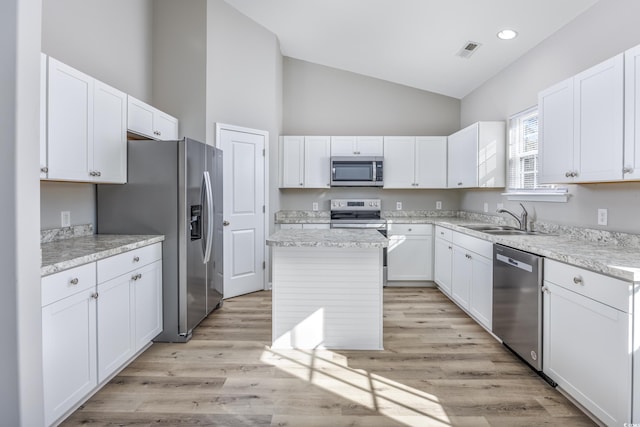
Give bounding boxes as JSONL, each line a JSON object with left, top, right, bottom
{"left": 624, "top": 44, "right": 640, "bottom": 180}
{"left": 539, "top": 54, "right": 624, "bottom": 183}
{"left": 127, "top": 95, "right": 178, "bottom": 141}
{"left": 280, "top": 136, "right": 330, "bottom": 188}
{"left": 46, "top": 57, "right": 127, "bottom": 183}
{"left": 384, "top": 136, "right": 447, "bottom": 188}
{"left": 447, "top": 122, "right": 505, "bottom": 188}
{"left": 331, "top": 136, "right": 383, "bottom": 156}
{"left": 40, "top": 53, "right": 48, "bottom": 179}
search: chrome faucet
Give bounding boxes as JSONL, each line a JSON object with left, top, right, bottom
{"left": 497, "top": 203, "right": 529, "bottom": 231}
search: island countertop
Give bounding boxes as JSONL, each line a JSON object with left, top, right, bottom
{"left": 267, "top": 229, "right": 388, "bottom": 249}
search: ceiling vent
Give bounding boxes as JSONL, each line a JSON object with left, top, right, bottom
{"left": 456, "top": 41, "right": 482, "bottom": 59}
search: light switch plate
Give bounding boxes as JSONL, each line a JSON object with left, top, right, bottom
{"left": 312, "top": 202, "right": 318, "bottom": 211}
{"left": 61, "top": 211, "right": 71, "bottom": 228}
{"left": 436, "top": 201, "right": 442, "bottom": 210}
{"left": 396, "top": 202, "right": 402, "bottom": 210}
{"left": 483, "top": 202, "right": 489, "bottom": 213}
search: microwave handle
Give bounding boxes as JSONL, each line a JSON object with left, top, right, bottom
{"left": 372, "top": 161, "right": 376, "bottom": 182}
{"left": 332, "top": 167, "right": 336, "bottom": 178}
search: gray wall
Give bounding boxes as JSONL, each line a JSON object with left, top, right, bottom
{"left": 40, "top": 0, "right": 154, "bottom": 230}
{"left": 2, "top": 0, "right": 44, "bottom": 423}
{"left": 280, "top": 58, "right": 461, "bottom": 212}
{"left": 205, "top": 0, "right": 283, "bottom": 223}
{"left": 152, "top": 0, "right": 207, "bottom": 142}
{"left": 460, "top": 0, "right": 640, "bottom": 233}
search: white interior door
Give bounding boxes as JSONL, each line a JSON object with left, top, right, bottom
{"left": 218, "top": 125, "right": 266, "bottom": 299}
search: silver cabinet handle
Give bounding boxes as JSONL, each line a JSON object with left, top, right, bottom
{"left": 573, "top": 276, "right": 583, "bottom": 285}
{"left": 96, "top": 171, "right": 101, "bottom": 177}
{"left": 89, "top": 171, "right": 96, "bottom": 177}
{"left": 623, "top": 167, "right": 633, "bottom": 174}
{"left": 448, "top": 246, "right": 452, "bottom": 250}
{"left": 542, "top": 286, "right": 550, "bottom": 294}
{"left": 132, "top": 273, "right": 142, "bottom": 281}
{"left": 41, "top": 166, "right": 48, "bottom": 173}
{"left": 408, "top": 228, "right": 412, "bottom": 232}
{"left": 70, "top": 278, "right": 79, "bottom": 285}
{"left": 299, "top": 183, "right": 303, "bottom": 186}
{"left": 457, "top": 182, "right": 463, "bottom": 186}
{"left": 565, "top": 171, "right": 572, "bottom": 178}
{"left": 91, "top": 292, "right": 99, "bottom": 299}
{"left": 465, "top": 254, "right": 472, "bottom": 259}
{"left": 223, "top": 220, "right": 230, "bottom": 226}
{"left": 133, "top": 256, "right": 140, "bottom": 262}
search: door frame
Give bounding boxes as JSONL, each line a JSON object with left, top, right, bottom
{"left": 214, "top": 122, "right": 270, "bottom": 294}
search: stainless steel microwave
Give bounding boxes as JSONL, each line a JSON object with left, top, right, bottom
{"left": 330, "top": 156, "right": 383, "bottom": 187}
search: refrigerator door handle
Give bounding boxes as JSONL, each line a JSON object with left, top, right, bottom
{"left": 202, "top": 171, "right": 214, "bottom": 264}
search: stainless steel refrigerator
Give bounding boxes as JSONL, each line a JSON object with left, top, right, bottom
{"left": 97, "top": 138, "right": 223, "bottom": 342}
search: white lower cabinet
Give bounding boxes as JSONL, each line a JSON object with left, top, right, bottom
{"left": 42, "top": 243, "right": 162, "bottom": 426}
{"left": 543, "top": 260, "right": 632, "bottom": 426}
{"left": 387, "top": 224, "right": 433, "bottom": 281}
{"left": 41, "top": 264, "right": 97, "bottom": 427}
{"left": 436, "top": 228, "right": 493, "bottom": 331}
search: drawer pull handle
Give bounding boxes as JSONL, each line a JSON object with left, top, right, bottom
{"left": 465, "top": 254, "right": 472, "bottom": 259}
{"left": 133, "top": 256, "right": 140, "bottom": 262}
{"left": 573, "top": 276, "right": 583, "bottom": 285}
{"left": 408, "top": 228, "right": 412, "bottom": 232}
{"left": 132, "top": 273, "right": 142, "bottom": 281}
{"left": 70, "top": 278, "right": 79, "bottom": 285}
{"left": 91, "top": 292, "right": 99, "bottom": 299}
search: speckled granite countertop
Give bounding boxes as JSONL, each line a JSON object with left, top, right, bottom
{"left": 274, "top": 210, "right": 640, "bottom": 282}
{"left": 267, "top": 229, "right": 388, "bottom": 249}
{"left": 41, "top": 234, "right": 165, "bottom": 277}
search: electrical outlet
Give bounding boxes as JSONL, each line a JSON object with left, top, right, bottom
{"left": 483, "top": 202, "right": 489, "bottom": 213}
{"left": 312, "top": 202, "right": 318, "bottom": 211}
{"left": 396, "top": 202, "right": 402, "bottom": 210}
{"left": 497, "top": 203, "right": 504, "bottom": 211}
{"left": 61, "top": 211, "right": 71, "bottom": 228}
{"left": 436, "top": 201, "right": 442, "bottom": 210}
{"left": 597, "top": 208, "right": 608, "bottom": 226}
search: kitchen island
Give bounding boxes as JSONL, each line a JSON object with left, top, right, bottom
{"left": 267, "top": 228, "right": 388, "bottom": 350}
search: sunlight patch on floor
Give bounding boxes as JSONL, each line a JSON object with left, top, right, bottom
{"left": 261, "top": 347, "right": 452, "bottom": 427}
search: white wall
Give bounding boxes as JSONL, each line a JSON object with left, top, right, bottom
{"left": 206, "top": 0, "right": 283, "bottom": 225}
{"left": 40, "top": 0, "right": 154, "bottom": 230}
{"left": 460, "top": 0, "right": 640, "bottom": 233}
{"left": 152, "top": 0, "right": 207, "bottom": 142}
{"left": 1, "top": 0, "right": 44, "bottom": 424}
{"left": 280, "top": 58, "right": 461, "bottom": 212}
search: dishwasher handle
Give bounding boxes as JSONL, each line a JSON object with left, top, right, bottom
{"left": 496, "top": 253, "right": 533, "bottom": 273}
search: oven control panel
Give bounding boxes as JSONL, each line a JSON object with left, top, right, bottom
{"left": 331, "top": 199, "right": 380, "bottom": 210}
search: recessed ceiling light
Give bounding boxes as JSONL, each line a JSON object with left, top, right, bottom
{"left": 497, "top": 29, "right": 518, "bottom": 40}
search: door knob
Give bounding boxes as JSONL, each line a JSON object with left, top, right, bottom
{"left": 223, "top": 221, "right": 230, "bottom": 226}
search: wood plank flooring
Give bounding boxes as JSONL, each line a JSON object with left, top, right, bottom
{"left": 62, "top": 287, "right": 596, "bottom": 426}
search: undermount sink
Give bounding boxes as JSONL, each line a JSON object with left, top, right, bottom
{"left": 461, "top": 224, "right": 549, "bottom": 236}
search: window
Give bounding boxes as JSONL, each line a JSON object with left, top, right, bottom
{"left": 505, "top": 107, "right": 568, "bottom": 202}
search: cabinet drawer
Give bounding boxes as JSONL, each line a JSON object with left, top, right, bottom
{"left": 452, "top": 231, "right": 493, "bottom": 258}
{"left": 97, "top": 243, "right": 162, "bottom": 284}
{"left": 388, "top": 224, "right": 432, "bottom": 235}
{"left": 42, "top": 263, "right": 97, "bottom": 307}
{"left": 434, "top": 226, "right": 452, "bottom": 241}
{"left": 544, "top": 259, "right": 632, "bottom": 313}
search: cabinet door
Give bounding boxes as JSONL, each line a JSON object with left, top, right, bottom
{"left": 42, "top": 288, "right": 97, "bottom": 426}
{"left": 280, "top": 136, "right": 305, "bottom": 187}
{"left": 356, "top": 136, "right": 384, "bottom": 156}
{"left": 304, "top": 136, "right": 331, "bottom": 188}
{"left": 387, "top": 235, "right": 433, "bottom": 281}
{"left": 625, "top": 44, "right": 640, "bottom": 180}
{"left": 40, "top": 53, "right": 48, "bottom": 179}
{"left": 127, "top": 95, "right": 155, "bottom": 138}
{"left": 155, "top": 111, "right": 179, "bottom": 140}
{"left": 383, "top": 136, "right": 415, "bottom": 188}
{"left": 97, "top": 274, "right": 134, "bottom": 383}
{"left": 450, "top": 245, "right": 472, "bottom": 308}
{"left": 433, "top": 238, "right": 452, "bottom": 295}
{"left": 538, "top": 79, "right": 574, "bottom": 184}
{"left": 134, "top": 261, "right": 163, "bottom": 350}
{"left": 447, "top": 124, "right": 477, "bottom": 188}
{"left": 93, "top": 81, "right": 127, "bottom": 183}
{"left": 469, "top": 253, "right": 492, "bottom": 330}
{"left": 543, "top": 282, "right": 631, "bottom": 426}
{"left": 574, "top": 54, "right": 624, "bottom": 182}
{"left": 415, "top": 136, "right": 447, "bottom": 188}
{"left": 47, "top": 57, "right": 93, "bottom": 181}
{"left": 477, "top": 122, "right": 506, "bottom": 188}
{"left": 331, "top": 136, "right": 356, "bottom": 155}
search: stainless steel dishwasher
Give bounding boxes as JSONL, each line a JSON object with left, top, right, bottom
{"left": 492, "top": 244, "right": 544, "bottom": 371}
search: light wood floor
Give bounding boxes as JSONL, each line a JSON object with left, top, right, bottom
{"left": 62, "top": 287, "right": 595, "bottom": 426}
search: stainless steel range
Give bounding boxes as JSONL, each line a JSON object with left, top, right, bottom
{"left": 330, "top": 199, "right": 387, "bottom": 283}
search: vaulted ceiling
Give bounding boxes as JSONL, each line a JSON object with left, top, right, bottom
{"left": 224, "top": 0, "right": 599, "bottom": 99}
